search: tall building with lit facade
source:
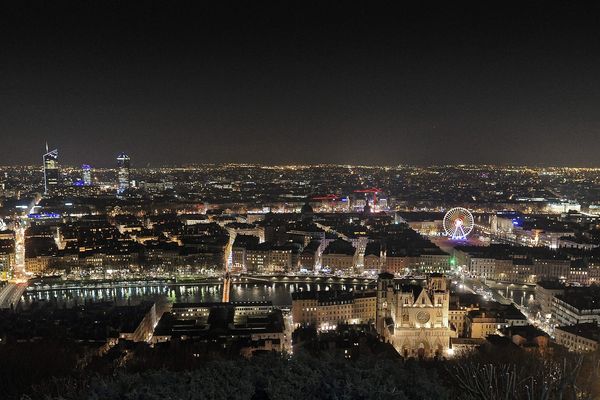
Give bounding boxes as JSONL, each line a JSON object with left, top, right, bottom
{"left": 376, "top": 273, "right": 452, "bottom": 358}
{"left": 116, "top": 152, "right": 130, "bottom": 195}
{"left": 82, "top": 164, "right": 92, "bottom": 186}
{"left": 43, "top": 145, "right": 59, "bottom": 195}
{"left": 0, "top": 230, "right": 16, "bottom": 280}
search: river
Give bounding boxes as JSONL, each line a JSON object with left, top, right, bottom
{"left": 22, "top": 281, "right": 375, "bottom": 309}
{"left": 489, "top": 282, "right": 536, "bottom": 307}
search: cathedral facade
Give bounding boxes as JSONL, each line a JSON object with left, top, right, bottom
{"left": 376, "top": 272, "right": 452, "bottom": 358}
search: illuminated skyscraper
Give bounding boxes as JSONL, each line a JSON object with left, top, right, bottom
{"left": 43, "top": 144, "right": 59, "bottom": 195}
{"left": 116, "top": 152, "right": 130, "bottom": 195}
{"left": 82, "top": 164, "right": 92, "bottom": 186}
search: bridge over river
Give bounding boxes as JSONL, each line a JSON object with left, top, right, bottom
{"left": 0, "top": 283, "right": 28, "bottom": 309}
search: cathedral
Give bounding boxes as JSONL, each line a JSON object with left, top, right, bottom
{"left": 376, "top": 272, "right": 452, "bottom": 358}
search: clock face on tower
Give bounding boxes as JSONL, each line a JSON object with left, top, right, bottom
{"left": 416, "top": 311, "right": 430, "bottom": 324}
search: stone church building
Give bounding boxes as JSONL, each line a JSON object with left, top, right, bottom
{"left": 376, "top": 272, "right": 452, "bottom": 358}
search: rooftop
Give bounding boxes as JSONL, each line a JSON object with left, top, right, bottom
{"left": 292, "top": 290, "right": 375, "bottom": 304}
{"left": 556, "top": 287, "right": 600, "bottom": 311}
{"left": 556, "top": 323, "right": 600, "bottom": 342}
{"left": 323, "top": 238, "right": 356, "bottom": 256}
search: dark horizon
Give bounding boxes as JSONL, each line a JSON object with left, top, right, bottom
{"left": 3, "top": 2, "right": 600, "bottom": 167}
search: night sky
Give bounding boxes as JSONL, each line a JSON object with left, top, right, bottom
{"left": 2, "top": 2, "right": 600, "bottom": 167}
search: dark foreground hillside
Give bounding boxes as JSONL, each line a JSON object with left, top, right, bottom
{"left": 6, "top": 340, "right": 599, "bottom": 400}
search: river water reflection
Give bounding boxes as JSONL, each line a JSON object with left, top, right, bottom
{"left": 22, "top": 281, "right": 374, "bottom": 308}
{"left": 23, "top": 279, "right": 537, "bottom": 310}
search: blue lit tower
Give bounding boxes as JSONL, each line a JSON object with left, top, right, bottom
{"left": 43, "top": 143, "right": 59, "bottom": 195}
{"left": 116, "top": 152, "right": 131, "bottom": 195}
{"left": 82, "top": 164, "right": 92, "bottom": 186}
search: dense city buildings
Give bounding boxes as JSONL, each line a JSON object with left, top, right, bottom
{"left": 2, "top": 157, "right": 600, "bottom": 392}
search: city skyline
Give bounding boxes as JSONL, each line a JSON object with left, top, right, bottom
{"left": 10, "top": 142, "right": 600, "bottom": 169}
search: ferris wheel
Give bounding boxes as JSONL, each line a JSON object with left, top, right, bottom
{"left": 443, "top": 207, "right": 474, "bottom": 240}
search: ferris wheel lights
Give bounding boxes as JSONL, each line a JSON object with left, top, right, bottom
{"left": 443, "top": 207, "right": 474, "bottom": 240}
